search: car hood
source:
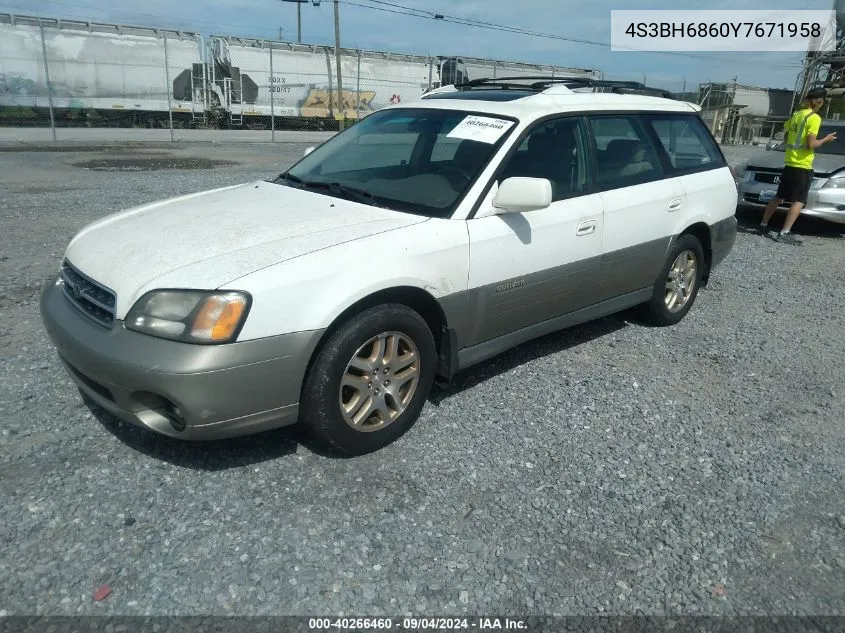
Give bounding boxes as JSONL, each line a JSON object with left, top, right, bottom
{"left": 63, "top": 180, "right": 429, "bottom": 318}
{"left": 745, "top": 150, "right": 845, "bottom": 176}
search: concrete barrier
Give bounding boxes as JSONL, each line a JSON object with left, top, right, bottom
{"left": 0, "top": 127, "right": 338, "bottom": 144}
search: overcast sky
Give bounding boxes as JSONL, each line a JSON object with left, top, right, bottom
{"left": 3, "top": 0, "right": 838, "bottom": 91}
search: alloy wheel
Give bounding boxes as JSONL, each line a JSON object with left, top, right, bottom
{"left": 338, "top": 331, "right": 421, "bottom": 432}
{"left": 664, "top": 250, "right": 698, "bottom": 312}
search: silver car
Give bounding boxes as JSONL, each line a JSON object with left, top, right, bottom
{"left": 735, "top": 120, "right": 845, "bottom": 225}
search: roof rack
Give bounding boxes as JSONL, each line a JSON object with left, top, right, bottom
{"left": 452, "top": 76, "right": 677, "bottom": 100}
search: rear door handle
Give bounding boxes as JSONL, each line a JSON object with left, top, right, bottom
{"left": 668, "top": 198, "right": 683, "bottom": 212}
{"left": 576, "top": 219, "right": 596, "bottom": 236}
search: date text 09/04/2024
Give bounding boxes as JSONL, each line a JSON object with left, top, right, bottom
{"left": 308, "top": 618, "right": 528, "bottom": 630}
{"left": 624, "top": 21, "right": 822, "bottom": 38}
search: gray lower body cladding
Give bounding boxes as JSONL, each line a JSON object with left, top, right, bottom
{"left": 439, "top": 217, "right": 736, "bottom": 373}
{"left": 710, "top": 215, "right": 738, "bottom": 269}
{"left": 439, "top": 236, "right": 671, "bottom": 351}
{"left": 40, "top": 279, "right": 325, "bottom": 440}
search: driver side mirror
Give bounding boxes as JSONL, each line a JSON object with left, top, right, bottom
{"left": 492, "top": 177, "right": 552, "bottom": 213}
{"left": 304, "top": 146, "right": 316, "bottom": 156}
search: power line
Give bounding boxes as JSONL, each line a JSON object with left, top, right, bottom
{"left": 2, "top": 0, "right": 806, "bottom": 73}
{"left": 338, "top": 0, "right": 806, "bottom": 69}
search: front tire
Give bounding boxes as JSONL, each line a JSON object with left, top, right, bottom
{"left": 299, "top": 304, "right": 437, "bottom": 456}
{"left": 636, "top": 234, "right": 705, "bottom": 326}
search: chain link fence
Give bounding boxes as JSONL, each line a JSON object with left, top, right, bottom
{"left": 1, "top": 11, "right": 777, "bottom": 144}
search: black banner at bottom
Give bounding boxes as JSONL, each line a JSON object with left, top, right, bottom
{"left": 1, "top": 617, "right": 844, "bottom": 633}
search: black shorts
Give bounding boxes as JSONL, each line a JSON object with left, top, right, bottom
{"left": 775, "top": 165, "right": 813, "bottom": 204}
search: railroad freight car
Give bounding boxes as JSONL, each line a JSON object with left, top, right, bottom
{"left": 0, "top": 13, "right": 204, "bottom": 127}
{"left": 0, "top": 11, "right": 604, "bottom": 130}
{"left": 204, "top": 35, "right": 601, "bottom": 129}
{"left": 435, "top": 56, "right": 601, "bottom": 87}
{"left": 205, "top": 35, "right": 435, "bottom": 129}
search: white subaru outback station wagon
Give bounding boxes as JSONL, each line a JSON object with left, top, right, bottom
{"left": 40, "top": 78, "right": 738, "bottom": 455}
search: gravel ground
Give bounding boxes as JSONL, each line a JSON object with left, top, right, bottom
{"left": 1, "top": 141, "right": 844, "bottom": 618}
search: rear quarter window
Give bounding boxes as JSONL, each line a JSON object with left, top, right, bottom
{"left": 587, "top": 114, "right": 665, "bottom": 189}
{"left": 644, "top": 114, "right": 725, "bottom": 173}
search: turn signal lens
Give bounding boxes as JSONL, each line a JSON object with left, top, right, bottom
{"left": 190, "top": 294, "right": 248, "bottom": 341}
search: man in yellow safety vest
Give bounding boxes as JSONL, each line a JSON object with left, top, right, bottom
{"left": 757, "top": 86, "right": 837, "bottom": 245}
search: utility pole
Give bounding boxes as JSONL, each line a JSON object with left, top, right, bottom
{"left": 38, "top": 20, "right": 56, "bottom": 141}
{"left": 722, "top": 76, "right": 738, "bottom": 145}
{"left": 279, "top": 0, "right": 310, "bottom": 43}
{"left": 334, "top": 0, "right": 344, "bottom": 130}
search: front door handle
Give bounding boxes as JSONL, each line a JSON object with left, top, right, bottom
{"left": 668, "top": 198, "right": 683, "bottom": 212}
{"left": 576, "top": 219, "right": 596, "bottom": 236}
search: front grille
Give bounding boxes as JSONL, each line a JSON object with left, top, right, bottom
{"left": 744, "top": 193, "right": 789, "bottom": 207}
{"left": 753, "top": 171, "right": 781, "bottom": 184}
{"left": 59, "top": 260, "right": 117, "bottom": 328}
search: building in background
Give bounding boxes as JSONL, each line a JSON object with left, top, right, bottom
{"left": 697, "top": 82, "right": 795, "bottom": 145}
{"left": 791, "top": 0, "right": 845, "bottom": 121}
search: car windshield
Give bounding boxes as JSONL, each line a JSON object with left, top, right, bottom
{"left": 273, "top": 107, "right": 517, "bottom": 217}
{"left": 770, "top": 125, "right": 845, "bottom": 155}
{"left": 814, "top": 126, "right": 845, "bottom": 155}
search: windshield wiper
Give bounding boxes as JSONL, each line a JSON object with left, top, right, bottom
{"left": 323, "top": 182, "right": 387, "bottom": 207}
{"left": 273, "top": 174, "right": 387, "bottom": 208}
{"left": 304, "top": 181, "right": 388, "bottom": 208}
{"left": 275, "top": 172, "right": 306, "bottom": 185}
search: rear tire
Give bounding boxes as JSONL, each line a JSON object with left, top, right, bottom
{"left": 636, "top": 233, "right": 705, "bottom": 326}
{"left": 299, "top": 304, "right": 437, "bottom": 456}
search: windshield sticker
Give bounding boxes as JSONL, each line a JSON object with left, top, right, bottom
{"left": 447, "top": 115, "right": 515, "bottom": 144}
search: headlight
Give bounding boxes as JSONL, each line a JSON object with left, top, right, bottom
{"left": 124, "top": 289, "right": 251, "bottom": 344}
{"left": 822, "top": 175, "right": 845, "bottom": 189}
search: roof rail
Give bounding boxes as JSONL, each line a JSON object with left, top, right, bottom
{"left": 453, "top": 76, "right": 677, "bottom": 100}
{"left": 421, "top": 84, "right": 459, "bottom": 96}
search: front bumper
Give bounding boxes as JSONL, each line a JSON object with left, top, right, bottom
{"left": 738, "top": 178, "right": 845, "bottom": 225}
{"left": 39, "top": 278, "right": 325, "bottom": 440}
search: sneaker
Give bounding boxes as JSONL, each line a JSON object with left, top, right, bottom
{"left": 775, "top": 232, "right": 803, "bottom": 245}
{"left": 754, "top": 224, "right": 770, "bottom": 236}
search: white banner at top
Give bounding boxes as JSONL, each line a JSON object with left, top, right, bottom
{"left": 610, "top": 9, "right": 837, "bottom": 52}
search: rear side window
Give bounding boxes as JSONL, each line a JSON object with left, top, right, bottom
{"left": 644, "top": 114, "right": 725, "bottom": 173}
{"left": 588, "top": 115, "right": 664, "bottom": 189}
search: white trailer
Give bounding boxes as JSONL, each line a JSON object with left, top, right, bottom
{"left": 0, "top": 13, "right": 203, "bottom": 126}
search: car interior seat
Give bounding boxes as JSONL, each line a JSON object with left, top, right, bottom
{"left": 604, "top": 138, "right": 655, "bottom": 181}
{"left": 452, "top": 140, "right": 490, "bottom": 174}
